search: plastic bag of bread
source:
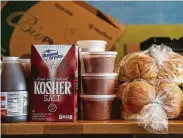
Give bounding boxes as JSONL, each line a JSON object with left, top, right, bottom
{"left": 116, "top": 44, "right": 183, "bottom": 87}
{"left": 117, "top": 79, "right": 182, "bottom": 133}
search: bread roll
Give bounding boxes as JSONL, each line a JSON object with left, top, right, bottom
{"left": 116, "top": 82, "right": 127, "bottom": 99}
{"left": 121, "top": 79, "right": 182, "bottom": 120}
{"left": 121, "top": 110, "right": 141, "bottom": 120}
{"left": 157, "top": 81, "right": 182, "bottom": 119}
{"left": 122, "top": 79, "right": 156, "bottom": 114}
{"left": 117, "top": 46, "right": 183, "bottom": 85}
{"left": 158, "top": 52, "right": 183, "bottom": 81}
{"left": 174, "top": 74, "right": 183, "bottom": 87}
{"left": 117, "top": 52, "right": 158, "bottom": 82}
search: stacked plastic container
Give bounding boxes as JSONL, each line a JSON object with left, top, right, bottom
{"left": 77, "top": 40, "right": 117, "bottom": 120}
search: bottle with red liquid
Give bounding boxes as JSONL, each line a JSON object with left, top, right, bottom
{"left": 1, "top": 57, "right": 28, "bottom": 122}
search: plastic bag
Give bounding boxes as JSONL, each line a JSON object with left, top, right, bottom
{"left": 116, "top": 44, "right": 183, "bottom": 87}
{"left": 118, "top": 79, "right": 182, "bottom": 133}
{"left": 115, "top": 44, "right": 183, "bottom": 133}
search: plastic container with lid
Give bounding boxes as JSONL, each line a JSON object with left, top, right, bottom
{"left": 82, "top": 51, "right": 117, "bottom": 73}
{"left": 82, "top": 73, "right": 117, "bottom": 95}
{"left": 1, "top": 57, "right": 28, "bottom": 123}
{"left": 80, "top": 52, "right": 89, "bottom": 73}
{"left": 80, "top": 95, "right": 116, "bottom": 120}
{"left": 76, "top": 40, "right": 107, "bottom": 52}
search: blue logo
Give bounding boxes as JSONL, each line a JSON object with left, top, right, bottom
{"left": 42, "top": 49, "right": 63, "bottom": 61}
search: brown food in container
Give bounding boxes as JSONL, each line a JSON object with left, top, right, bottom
{"left": 19, "top": 59, "right": 31, "bottom": 78}
{"left": 82, "top": 73, "right": 117, "bottom": 95}
{"left": 83, "top": 51, "right": 117, "bottom": 73}
{"left": 80, "top": 95, "right": 116, "bottom": 121}
{"left": 1, "top": 57, "right": 28, "bottom": 123}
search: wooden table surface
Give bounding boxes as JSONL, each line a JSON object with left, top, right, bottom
{"left": 1, "top": 120, "right": 183, "bottom": 135}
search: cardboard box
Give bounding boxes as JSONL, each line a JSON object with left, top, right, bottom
{"left": 124, "top": 43, "right": 140, "bottom": 54}
{"left": 124, "top": 37, "right": 183, "bottom": 55}
{"left": 121, "top": 25, "right": 183, "bottom": 55}
{"left": 1, "top": 1, "right": 125, "bottom": 57}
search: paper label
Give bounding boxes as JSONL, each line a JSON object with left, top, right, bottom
{"left": 1, "top": 91, "right": 28, "bottom": 116}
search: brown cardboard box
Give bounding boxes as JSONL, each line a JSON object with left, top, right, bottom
{"left": 124, "top": 43, "right": 141, "bottom": 54}
{"left": 1, "top": 1, "right": 125, "bottom": 57}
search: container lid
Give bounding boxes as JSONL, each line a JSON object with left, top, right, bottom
{"left": 80, "top": 94, "right": 116, "bottom": 101}
{"left": 76, "top": 40, "right": 107, "bottom": 51}
{"left": 81, "top": 52, "right": 90, "bottom": 56}
{"left": 3, "top": 57, "right": 20, "bottom": 61}
{"left": 19, "top": 58, "right": 30, "bottom": 63}
{"left": 89, "top": 51, "right": 117, "bottom": 55}
{"left": 82, "top": 73, "right": 117, "bottom": 77}
{"left": 77, "top": 40, "right": 107, "bottom": 47}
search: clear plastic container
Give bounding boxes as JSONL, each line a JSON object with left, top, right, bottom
{"left": 82, "top": 73, "right": 117, "bottom": 95}
{"left": 80, "top": 52, "right": 89, "bottom": 95}
{"left": 83, "top": 51, "right": 117, "bottom": 73}
{"left": 80, "top": 95, "right": 116, "bottom": 120}
{"left": 81, "top": 52, "right": 89, "bottom": 74}
{"left": 76, "top": 40, "right": 107, "bottom": 52}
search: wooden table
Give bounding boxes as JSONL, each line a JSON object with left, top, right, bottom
{"left": 1, "top": 120, "right": 183, "bottom": 135}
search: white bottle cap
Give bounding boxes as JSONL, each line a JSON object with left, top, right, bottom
{"left": 19, "top": 59, "right": 30, "bottom": 63}
{"left": 3, "top": 57, "right": 20, "bottom": 61}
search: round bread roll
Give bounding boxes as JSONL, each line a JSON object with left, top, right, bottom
{"left": 120, "top": 101, "right": 141, "bottom": 119}
{"left": 122, "top": 79, "right": 156, "bottom": 114}
{"left": 121, "top": 79, "right": 182, "bottom": 120}
{"left": 157, "top": 81, "right": 182, "bottom": 119}
{"left": 117, "top": 52, "right": 158, "bottom": 82}
{"left": 116, "top": 82, "right": 127, "bottom": 100}
{"left": 174, "top": 74, "right": 183, "bottom": 87}
{"left": 121, "top": 110, "right": 141, "bottom": 120}
{"left": 158, "top": 52, "right": 183, "bottom": 81}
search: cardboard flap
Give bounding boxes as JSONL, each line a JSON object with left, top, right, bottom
{"left": 103, "top": 14, "right": 126, "bottom": 34}
{"left": 74, "top": 1, "right": 97, "bottom": 15}
{"left": 74, "top": 1, "right": 125, "bottom": 34}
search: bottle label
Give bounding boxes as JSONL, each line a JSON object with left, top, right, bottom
{"left": 1, "top": 91, "right": 28, "bottom": 116}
